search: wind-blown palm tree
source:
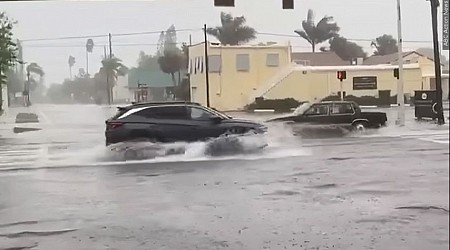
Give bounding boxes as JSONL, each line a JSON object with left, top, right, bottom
{"left": 25, "top": 62, "right": 44, "bottom": 106}
{"left": 206, "top": 12, "right": 257, "bottom": 45}
{"left": 99, "top": 56, "right": 128, "bottom": 104}
{"left": 295, "top": 9, "right": 340, "bottom": 52}
{"left": 68, "top": 56, "right": 75, "bottom": 80}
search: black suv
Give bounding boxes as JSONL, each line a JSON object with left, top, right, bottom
{"left": 105, "top": 102, "right": 267, "bottom": 145}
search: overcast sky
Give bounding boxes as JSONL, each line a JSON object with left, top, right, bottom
{"left": 0, "top": 0, "right": 445, "bottom": 84}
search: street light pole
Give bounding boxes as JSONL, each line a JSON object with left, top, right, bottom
{"left": 203, "top": 24, "right": 211, "bottom": 108}
{"left": 396, "top": 0, "right": 406, "bottom": 126}
{"left": 429, "top": 0, "right": 445, "bottom": 124}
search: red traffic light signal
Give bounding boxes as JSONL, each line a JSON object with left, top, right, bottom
{"left": 282, "top": 0, "right": 294, "bottom": 9}
{"left": 214, "top": 0, "right": 234, "bottom": 6}
{"left": 337, "top": 71, "right": 346, "bottom": 80}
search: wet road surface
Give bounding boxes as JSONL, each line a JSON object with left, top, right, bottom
{"left": 0, "top": 105, "right": 448, "bottom": 250}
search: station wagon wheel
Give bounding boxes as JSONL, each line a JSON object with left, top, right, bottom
{"left": 353, "top": 121, "right": 368, "bottom": 132}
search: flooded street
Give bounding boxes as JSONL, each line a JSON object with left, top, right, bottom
{"left": 0, "top": 105, "right": 448, "bottom": 250}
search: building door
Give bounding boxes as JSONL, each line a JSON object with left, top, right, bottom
{"left": 191, "top": 87, "right": 197, "bottom": 102}
{"left": 378, "top": 90, "right": 390, "bottom": 106}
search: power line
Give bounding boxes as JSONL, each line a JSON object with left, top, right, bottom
{"left": 20, "top": 28, "right": 201, "bottom": 42}
{"left": 23, "top": 42, "right": 190, "bottom": 48}
{"left": 257, "top": 32, "right": 437, "bottom": 43}
{"left": 19, "top": 29, "right": 437, "bottom": 46}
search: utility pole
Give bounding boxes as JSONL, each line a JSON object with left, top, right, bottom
{"left": 396, "top": 0, "right": 406, "bottom": 126}
{"left": 429, "top": 0, "right": 445, "bottom": 124}
{"left": 203, "top": 24, "right": 211, "bottom": 107}
{"left": 106, "top": 33, "right": 113, "bottom": 105}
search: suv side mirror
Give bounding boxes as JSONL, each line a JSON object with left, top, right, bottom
{"left": 210, "top": 116, "right": 223, "bottom": 123}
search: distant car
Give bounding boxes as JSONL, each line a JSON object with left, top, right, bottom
{"left": 266, "top": 101, "right": 387, "bottom": 131}
{"left": 105, "top": 101, "right": 267, "bottom": 146}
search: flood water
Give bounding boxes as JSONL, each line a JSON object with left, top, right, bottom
{"left": 0, "top": 105, "right": 448, "bottom": 249}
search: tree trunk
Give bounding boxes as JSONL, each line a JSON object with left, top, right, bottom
{"left": 312, "top": 42, "right": 316, "bottom": 53}
{"left": 171, "top": 73, "right": 176, "bottom": 86}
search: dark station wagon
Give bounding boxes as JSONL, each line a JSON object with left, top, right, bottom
{"left": 267, "top": 101, "right": 387, "bottom": 131}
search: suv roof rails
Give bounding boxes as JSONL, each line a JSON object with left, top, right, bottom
{"left": 128, "top": 101, "right": 202, "bottom": 106}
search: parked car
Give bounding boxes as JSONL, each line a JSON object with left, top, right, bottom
{"left": 105, "top": 101, "right": 267, "bottom": 146}
{"left": 266, "top": 101, "right": 387, "bottom": 131}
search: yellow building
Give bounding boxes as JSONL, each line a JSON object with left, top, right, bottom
{"left": 188, "top": 42, "right": 448, "bottom": 111}
{"left": 189, "top": 42, "right": 291, "bottom": 111}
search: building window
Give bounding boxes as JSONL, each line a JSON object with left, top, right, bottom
{"left": 266, "top": 53, "right": 279, "bottom": 67}
{"left": 208, "top": 55, "right": 221, "bottom": 73}
{"left": 353, "top": 76, "right": 378, "bottom": 90}
{"left": 236, "top": 54, "right": 250, "bottom": 71}
{"left": 194, "top": 57, "right": 204, "bottom": 74}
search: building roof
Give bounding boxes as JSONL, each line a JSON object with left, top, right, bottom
{"left": 363, "top": 51, "right": 443, "bottom": 65}
{"left": 363, "top": 51, "right": 415, "bottom": 65}
{"left": 290, "top": 52, "right": 348, "bottom": 66}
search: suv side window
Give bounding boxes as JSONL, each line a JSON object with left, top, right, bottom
{"left": 187, "top": 106, "right": 217, "bottom": 120}
{"left": 135, "top": 106, "right": 188, "bottom": 119}
{"left": 331, "top": 103, "right": 354, "bottom": 115}
{"left": 304, "top": 104, "right": 329, "bottom": 116}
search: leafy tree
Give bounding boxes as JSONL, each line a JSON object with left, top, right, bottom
{"left": 206, "top": 12, "right": 257, "bottom": 45}
{"left": 137, "top": 51, "right": 159, "bottom": 69}
{"left": 164, "top": 25, "right": 178, "bottom": 52}
{"left": 0, "top": 12, "right": 18, "bottom": 111}
{"left": 326, "top": 35, "right": 367, "bottom": 61}
{"left": 5, "top": 69, "right": 21, "bottom": 94}
{"left": 157, "top": 25, "right": 184, "bottom": 86}
{"left": 294, "top": 9, "right": 340, "bottom": 52}
{"left": 158, "top": 49, "right": 183, "bottom": 86}
{"left": 371, "top": 34, "right": 398, "bottom": 56}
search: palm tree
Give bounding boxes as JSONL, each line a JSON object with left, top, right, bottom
{"left": 25, "top": 62, "right": 44, "bottom": 106}
{"left": 68, "top": 56, "right": 75, "bottom": 80}
{"left": 294, "top": 9, "right": 340, "bottom": 52}
{"left": 100, "top": 56, "right": 128, "bottom": 104}
{"left": 206, "top": 12, "right": 257, "bottom": 45}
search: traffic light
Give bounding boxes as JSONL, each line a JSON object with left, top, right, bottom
{"left": 282, "top": 0, "right": 294, "bottom": 9}
{"left": 337, "top": 71, "right": 346, "bottom": 80}
{"left": 394, "top": 68, "right": 399, "bottom": 79}
{"left": 214, "top": 0, "right": 234, "bottom": 7}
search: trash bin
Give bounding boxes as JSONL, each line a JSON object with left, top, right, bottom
{"left": 414, "top": 90, "right": 438, "bottom": 120}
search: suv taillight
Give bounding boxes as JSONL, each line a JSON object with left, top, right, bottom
{"left": 107, "top": 122, "right": 124, "bottom": 130}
